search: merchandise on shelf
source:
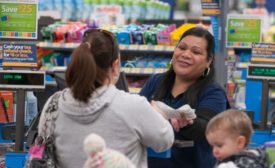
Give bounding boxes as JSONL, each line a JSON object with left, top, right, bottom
{"left": 0, "top": 92, "right": 13, "bottom": 123}
{"left": 267, "top": 25, "right": 275, "bottom": 43}
{"left": 38, "top": 0, "right": 171, "bottom": 22}
{"left": 40, "top": 22, "right": 208, "bottom": 46}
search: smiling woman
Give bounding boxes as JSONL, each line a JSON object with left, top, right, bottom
{"left": 172, "top": 35, "right": 211, "bottom": 83}
{"left": 140, "top": 26, "right": 230, "bottom": 168}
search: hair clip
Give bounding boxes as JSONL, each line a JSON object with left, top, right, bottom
{"left": 84, "top": 42, "right": 91, "bottom": 49}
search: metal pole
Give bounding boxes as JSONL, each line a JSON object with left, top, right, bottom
{"left": 214, "top": 0, "right": 229, "bottom": 88}
{"left": 259, "top": 80, "right": 269, "bottom": 130}
{"left": 15, "top": 89, "right": 25, "bottom": 151}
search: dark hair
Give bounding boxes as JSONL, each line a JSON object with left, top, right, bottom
{"left": 153, "top": 27, "right": 215, "bottom": 106}
{"left": 65, "top": 29, "right": 119, "bottom": 103}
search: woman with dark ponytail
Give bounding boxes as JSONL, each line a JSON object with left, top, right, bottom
{"left": 38, "top": 29, "right": 174, "bottom": 168}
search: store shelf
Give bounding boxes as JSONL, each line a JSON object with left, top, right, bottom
{"left": 37, "top": 42, "right": 174, "bottom": 55}
{"left": 37, "top": 42, "right": 78, "bottom": 51}
{"left": 40, "top": 66, "right": 66, "bottom": 74}
{"left": 122, "top": 67, "right": 168, "bottom": 76}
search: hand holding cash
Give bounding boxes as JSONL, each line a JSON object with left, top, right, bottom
{"left": 153, "top": 101, "right": 196, "bottom": 120}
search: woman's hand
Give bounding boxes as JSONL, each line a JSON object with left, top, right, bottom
{"left": 171, "top": 116, "right": 194, "bottom": 132}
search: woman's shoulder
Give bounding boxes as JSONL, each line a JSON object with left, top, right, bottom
{"left": 147, "top": 73, "right": 164, "bottom": 82}
{"left": 203, "top": 82, "right": 226, "bottom": 94}
{"left": 116, "top": 89, "right": 149, "bottom": 104}
{"left": 198, "top": 82, "right": 230, "bottom": 110}
{"left": 139, "top": 73, "right": 164, "bottom": 98}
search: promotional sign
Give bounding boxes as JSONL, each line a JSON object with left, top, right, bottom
{"left": 2, "top": 43, "right": 37, "bottom": 67}
{"left": 247, "top": 64, "right": 275, "bottom": 80}
{"left": 91, "top": 5, "right": 124, "bottom": 27}
{"left": 251, "top": 43, "right": 275, "bottom": 63}
{"left": 226, "top": 15, "right": 262, "bottom": 48}
{"left": 201, "top": 0, "right": 221, "bottom": 16}
{"left": 0, "top": 0, "right": 38, "bottom": 39}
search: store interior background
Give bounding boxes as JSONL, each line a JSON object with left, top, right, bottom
{"left": 36, "top": 0, "right": 275, "bottom": 130}
{"left": 1, "top": 0, "right": 275, "bottom": 166}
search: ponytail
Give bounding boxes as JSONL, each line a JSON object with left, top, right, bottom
{"left": 66, "top": 43, "right": 96, "bottom": 103}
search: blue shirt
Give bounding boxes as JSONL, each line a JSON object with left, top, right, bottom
{"left": 140, "top": 73, "right": 229, "bottom": 168}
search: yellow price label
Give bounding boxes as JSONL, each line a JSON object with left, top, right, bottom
{"left": 155, "top": 68, "right": 167, "bottom": 73}
{"left": 139, "top": 45, "right": 148, "bottom": 50}
{"left": 131, "top": 68, "right": 141, "bottom": 73}
{"left": 38, "top": 42, "right": 47, "bottom": 47}
{"left": 154, "top": 45, "right": 165, "bottom": 51}
{"left": 166, "top": 46, "right": 174, "bottom": 51}
{"left": 119, "top": 44, "right": 126, "bottom": 50}
{"left": 143, "top": 68, "right": 154, "bottom": 74}
{"left": 129, "top": 45, "right": 139, "bottom": 50}
{"left": 129, "top": 87, "right": 141, "bottom": 94}
{"left": 122, "top": 67, "right": 131, "bottom": 73}
{"left": 53, "top": 43, "right": 61, "bottom": 48}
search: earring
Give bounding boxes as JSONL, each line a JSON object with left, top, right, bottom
{"left": 169, "top": 59, "right": 174, "bottom": 67}
{"left": 203, "top": 67, "right": 210, "bottom": 77}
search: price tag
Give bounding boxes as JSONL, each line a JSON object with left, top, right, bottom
{"left": 166, "top": 46, "right": 175, "bottom": 51}
{"left": 40, "top": 66, "right": 49, "bottom": 71}
{"left": 119, "top": 44, "right": 126, "bottom": 50}
{"left": 131, "top": 68, "right": 141, "bottom": 73}
{"left": 129, "top": 87, "right": 141, "bottom": 94}
{"left": 38, "top": 42, "right": 48, "bottom": 47}
{"left": 53, "top": 43, "right": 62, "bottom": 48}
{"left": 122, "top": 67, "right": 131, "bottom": 73}
{"left": 66, "top": 43, "right": 77, "bottom": 48}
{"left": 143, "top": 68, "right": 154, "bottom": 74}
{"left": 139, "top": 45, "right": 148, "bottom": 51}
{"left": 155, "top": 68, "right": 167, "bottom": 73}
{"left": 129, "top": 45, "right": 139, "bottom": 50}
{"left": 147, "top": 45, "right": 154, "bottom": 51}
{"left": 154, "top": 45, "right": 165, "bottom": 51}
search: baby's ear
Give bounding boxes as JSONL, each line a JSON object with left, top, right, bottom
{"left": 237, "top": 135, "right": 246, "bottom": 149}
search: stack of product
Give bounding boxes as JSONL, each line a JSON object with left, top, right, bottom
{"left": 38, "top": 0, "right": 171, "bottom": 21}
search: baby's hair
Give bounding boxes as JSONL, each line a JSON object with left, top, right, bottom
{"left": 206, "top": 109, "right": 253, "bottom": 147}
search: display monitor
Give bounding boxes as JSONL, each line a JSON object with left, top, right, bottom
{"left": 53, "top": 72, "right": 66, "bottom": 90}
{"left": 247, "top": 64, "right": 275, "bottom": 80}
{"left": 0, "top": 70, "right": 45, "bottom": 89}
{"left": 116, "top": 71, "right": 129, "bottom": 92}
{"left": 53, "top": 71, "right": 129, "bottom": 92}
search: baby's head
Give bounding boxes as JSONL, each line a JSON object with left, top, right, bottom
{"left": 205, "top": 109, "right": 253, "bottom": 161}
{"left": 83, "top": 133, "right": 135, "bottom": 168}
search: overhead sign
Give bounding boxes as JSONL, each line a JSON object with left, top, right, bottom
{"left": 226, "top": 15, "right": 262, "bottom": 48}
{"left": 2, "top": 43, "right": 37, "bottom": 68}
{"left": 0, "top": 0, "right": 38, "bottom": 39}
{"left": 201, "top": 0, "right": 221, "bottom": 16}
{"left": 251, "top": 43, "right": 275, "bottom": 63}
{"left": 247, "top": 64, "right": 275, "bottom": 80}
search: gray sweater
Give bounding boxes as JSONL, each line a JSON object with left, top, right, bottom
{"left": 38, "top": 85, "right": 174, "bottom": 168}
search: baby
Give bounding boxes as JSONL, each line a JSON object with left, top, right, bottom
{"left": 83, "top": 133, "right": 135, "bottom": 168}
{"left": 206, "top": 109, "right": 267, "bottom": 168}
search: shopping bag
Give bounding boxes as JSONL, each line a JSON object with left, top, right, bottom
{"left": 25, "top": 91, "right": 61, "bottom": 168}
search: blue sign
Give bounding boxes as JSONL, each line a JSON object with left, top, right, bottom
{"left": 2, "top": 43, "right": 37, "bottom": 68}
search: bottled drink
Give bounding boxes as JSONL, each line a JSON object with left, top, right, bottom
{"left": 25, "top": 91, "right": 38, "bottom": 126}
